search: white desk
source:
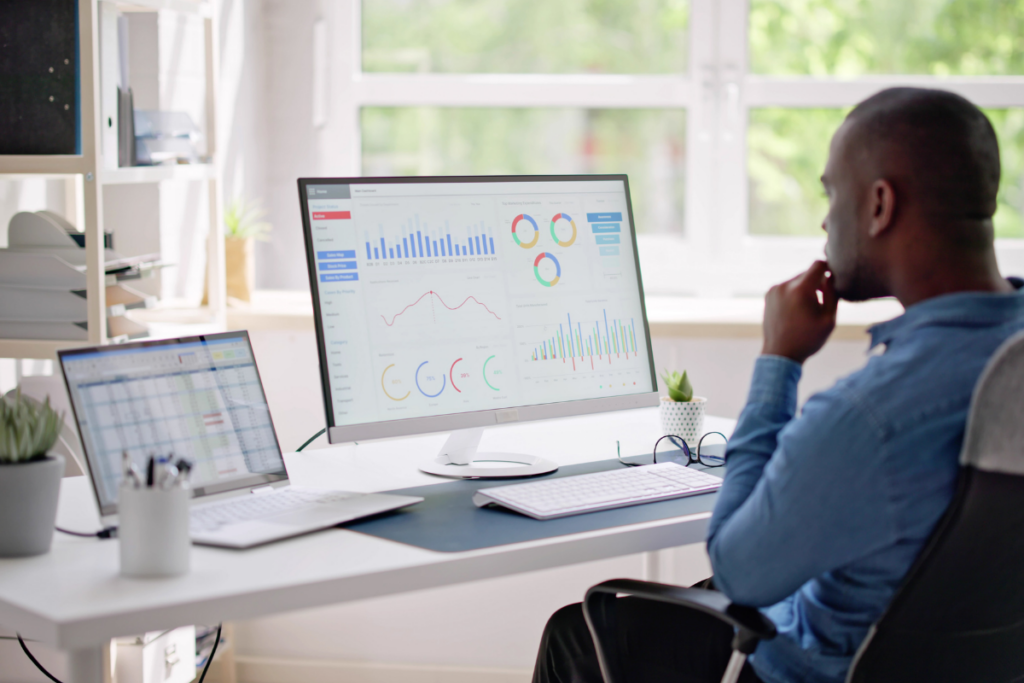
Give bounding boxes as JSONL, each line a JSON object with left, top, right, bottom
{"left": 0, "top": 408, "right": 734, "bottom": 683}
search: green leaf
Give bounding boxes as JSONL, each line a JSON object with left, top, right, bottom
{"left": 661, "top": 368, "right": 694, "bottom": 402}
{"left": 0, "top": 391, "right": 63, "bottom": 463}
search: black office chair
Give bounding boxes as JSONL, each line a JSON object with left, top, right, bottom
{"left": 583, "top": 330, "right": 1024, "bottom": 683}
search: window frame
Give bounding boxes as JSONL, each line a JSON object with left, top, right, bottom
{"left": 327, "top": 0, "right": 1024, "bottom": 296}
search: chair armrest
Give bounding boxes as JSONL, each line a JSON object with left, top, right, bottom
{"left": 582, "top": 579, "right": 777, "bottom": 683}
{"left": 586, "top": 578, "right": 777, "bottom": 646}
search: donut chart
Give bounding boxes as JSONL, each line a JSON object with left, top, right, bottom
{"left": 381, "top": 364, "right": 410, "bottom": 401}
{"left": 449, "top": 358, "right": 463, "bottom": 393}
{"left": 415, "top": 361, "right": 446, "bottom": 398}
{"left": 511, "top": 214, "right": 540, "bottom": 248}
{"left": 483, "top": 355, "right": 501, "bottom": 391}
{"left": 533, "top": 252, "right": 561, "bottom": 287}
{"left": 549, "top": 213, "right": 577, "bottom": 247}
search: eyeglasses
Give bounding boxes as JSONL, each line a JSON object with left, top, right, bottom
{"left": 617, "top": 432, "right": 728, "bottom": 469}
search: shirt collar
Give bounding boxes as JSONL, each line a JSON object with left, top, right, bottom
{"left": 868, "top": 277, "right": 1024, "bottom": 350}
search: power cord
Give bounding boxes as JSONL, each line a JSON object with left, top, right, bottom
{"left": 16, "top": 623, "right": 223, "bottom": 683}
{"left": 296, "top": 427, "right": 326, "bottom": 452}
{"left": 196, "top": 623, "right": 223, "bottom": 683}
{"left": 17, "top": 634, "right": 62, "bottom": 683}
{"left": 55, "top": 526, "right": 117, "bottom": 539}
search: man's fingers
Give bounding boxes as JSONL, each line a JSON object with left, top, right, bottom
{"left": 820, "top": 270, "right": 838, "bottom": 314}
{"left": 787, "top": 261, "right": 830, "bottom": 298}
{"left": 795, "top": 260, "right": 830, "bottom": 289}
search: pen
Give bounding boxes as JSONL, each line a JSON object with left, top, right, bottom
{"left": 159, "top": 463, "right": 179, "bottom": 490}
{"left": 121, "top": 451, "right": 142, "bottom": 488}
{"left": 172, "top": 459, "right": 193, "bottom": 488}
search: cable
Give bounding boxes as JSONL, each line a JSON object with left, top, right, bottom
{"left": 55, "top": 526, "right": 117, "bottom": 539}
{"left": 197, "top": 624, "right": 222, "bottom": 683}
{"left": 296, "top": 428, "right": 326, "bottom": 452}
{"left": 18, "top": 623, "right": 221, "bottom": 683}
{"left": 17, "top": 634, "right": 63, "bottom": 683}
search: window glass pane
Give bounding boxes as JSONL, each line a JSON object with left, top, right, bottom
{"left": 361, "top": 108, "right": 686, "bottom": 234}
{"left": 748, "top": 108, "right": 846, "bottom": 236}
{"left": 748, "top": 107, "right": 1024, "bottom": 239}
{"left": 750, "top": 0, "right": 1024, "bottom": 76}
{"left": 362, "top": 0, "right": 689, "bottom": 74}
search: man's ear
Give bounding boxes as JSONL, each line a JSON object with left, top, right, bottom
{"left": 868, "top": 179, "right": 896, "bottom": 238}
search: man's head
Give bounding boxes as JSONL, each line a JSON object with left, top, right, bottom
{"left": 821, "top": 87, "right": 1002, "bottom": 301}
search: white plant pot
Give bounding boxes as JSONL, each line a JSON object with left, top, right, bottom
{"left": 659, "top": 397, "right": 707, "bottom": 446}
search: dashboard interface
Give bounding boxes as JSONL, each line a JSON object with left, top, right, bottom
{"left": 301, "top": 177, "right": 656, "bottom": 430}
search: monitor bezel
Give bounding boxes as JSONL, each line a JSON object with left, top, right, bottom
{"left": 58, "top": 330, "right": 288, "bottom": 517}
{"left": 297, "top": 174, "right": 660, "bottom": 445}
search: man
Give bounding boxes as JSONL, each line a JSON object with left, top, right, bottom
{"left": 533, "top": 87, "right": 1024, "bottom": 683}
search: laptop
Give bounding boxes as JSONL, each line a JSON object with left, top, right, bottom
{"left": 58, "top": 331, "right": 422, "bottom": 548}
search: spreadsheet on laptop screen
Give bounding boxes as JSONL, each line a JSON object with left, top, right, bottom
{"left": 302, "top": 178, "right": 656, "bottom": 430}
{"left": 61, "top": 335, "right": 285, "bottom": 511}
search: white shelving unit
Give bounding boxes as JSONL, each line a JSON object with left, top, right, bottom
{"left": 0, "top": 0, "right": 226, "bottom": 361}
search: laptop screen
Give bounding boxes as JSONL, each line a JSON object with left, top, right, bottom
{"left": 59, "top": 331, "right": 287, "bottom": 516}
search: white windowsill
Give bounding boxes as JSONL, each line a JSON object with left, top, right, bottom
{"left": 221, "top": 291, "right": 905, "bottom": 340}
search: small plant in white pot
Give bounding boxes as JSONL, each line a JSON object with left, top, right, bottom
{"left": 0, "top": 392, "right": 65, "bottom": 557}
{"left": 659, "top": 370, "right": 706, "bottom": 446}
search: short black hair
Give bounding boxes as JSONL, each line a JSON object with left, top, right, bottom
{"left": 846, "top": 87, "right": 1001, "bottom": 223}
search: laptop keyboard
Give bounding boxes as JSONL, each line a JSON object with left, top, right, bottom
{"left": 190, "top": 488, "right": 358, "bottom": 532}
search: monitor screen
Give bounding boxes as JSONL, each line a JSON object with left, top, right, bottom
{"left": 300, "top": 176, "right": 658, "bottom": 440}
{"left": 59, "top": 332, "right": 286, "bottom": 515}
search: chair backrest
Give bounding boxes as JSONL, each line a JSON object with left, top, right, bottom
{"left": 847, "top": 330, "right": 1024, "bottom": 683}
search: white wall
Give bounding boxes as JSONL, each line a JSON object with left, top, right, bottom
{"left": 255, "top": 0, "right": 323, "bottom": 291}
{"left": 217, "top": 0, "right": 269, "bottom": 236}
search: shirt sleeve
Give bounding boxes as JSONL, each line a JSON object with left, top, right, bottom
{"left": 706, "top": 355, "right": 896, "bottom": 607}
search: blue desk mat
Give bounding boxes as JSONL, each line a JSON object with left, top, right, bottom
{"left": 342, "top": 458, "right": 724, "bottom": 553}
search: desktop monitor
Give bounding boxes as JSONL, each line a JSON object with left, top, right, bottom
{"left": 298, "top": 175, "right": 659, "bottom": 478}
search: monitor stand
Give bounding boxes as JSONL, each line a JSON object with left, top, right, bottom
{"left": 419, "top": 427, "right": 559, "bottom": 479}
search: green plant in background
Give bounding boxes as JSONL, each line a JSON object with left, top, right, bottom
{"left": 748, "top": 0, "right": 1024, "bottom": 238}
{"left": 0, "top": 392, "right": 62, "bottom": 464}
{"left": 224, "top": 197, "right": 273, "bottom": 241}
{"left": 661, "top": 369, "right": 694, "bottom": 402}
{"left": 360, "top": 0, "right": 1023, "bottom": 238}
{"left": 359, "top": 0, "right": 691, "bottom": 235}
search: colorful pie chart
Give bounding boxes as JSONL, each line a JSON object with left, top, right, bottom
{"left": 534, "top": 252, "right": 561, "bottom": 287}
{"left": 549, "top": 213, "right": 577, "bottom": 247}
{"left": 511, "top": 214, "right": 540, "bottom": 248}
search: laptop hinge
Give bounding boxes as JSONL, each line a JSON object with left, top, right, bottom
{"left": 250, "top": 485, "right": 276, "bottom": 495}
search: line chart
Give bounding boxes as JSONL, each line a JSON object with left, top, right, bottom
{"left": 380, "top": 290, "right": 502, "bottom": 327}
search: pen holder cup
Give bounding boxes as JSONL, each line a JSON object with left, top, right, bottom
{"left": 119, "top": 485, "right": 191, "bottom": 578}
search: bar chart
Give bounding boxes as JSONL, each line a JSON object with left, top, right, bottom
{"left": 528, "top": 309, "right": 639, "bottom": 370}
{"left": 363, "top": 215, "right": 498, "bottom": 264}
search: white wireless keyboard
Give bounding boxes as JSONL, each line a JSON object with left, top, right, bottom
{"left": 472, "top": 462, "right": 722, "bottom": 520}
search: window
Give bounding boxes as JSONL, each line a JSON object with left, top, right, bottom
{"left": 328, "top": 0, "right": 1024, "bottom": 296}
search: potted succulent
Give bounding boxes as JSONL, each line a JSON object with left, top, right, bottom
{"left": 202, "top": 197, "right": 273, "bottom": 305}
{"left": 223, "top": 196, "right": 272, "bottom": 303}
{"left": 0, "top": 392, "right": 65, "bottom": 557}
{"left": 659, "top": 370, "right": 707, "bottom": 446}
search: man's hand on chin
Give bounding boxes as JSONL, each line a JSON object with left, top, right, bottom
{"left": 762, "top": 260, "right": 838, "bottom": 365}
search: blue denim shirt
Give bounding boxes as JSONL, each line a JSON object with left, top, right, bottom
{"left": 707, "top": 282, "right": 1024, "bottom": 683}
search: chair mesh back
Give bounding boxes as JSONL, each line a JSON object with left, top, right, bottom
{"left": 849, "top": 332, "right": 1024, "bottom": 683}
